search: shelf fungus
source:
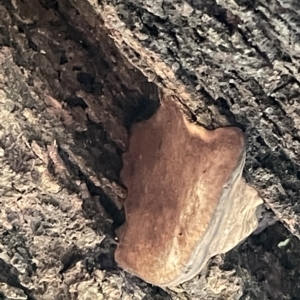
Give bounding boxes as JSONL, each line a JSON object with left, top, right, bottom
{"left": 115, "top": 96, "right": 263, "bottom": 287}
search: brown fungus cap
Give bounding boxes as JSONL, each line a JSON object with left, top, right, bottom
{"left": 115, "top": 96, "right": 263, "bottom": 287}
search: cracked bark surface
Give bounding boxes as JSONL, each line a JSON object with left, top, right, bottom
{"left": 0, "top": 0, "right": 300, "bottom": 299}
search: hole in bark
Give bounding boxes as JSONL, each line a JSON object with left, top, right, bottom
{"left": 59, "top": 247, "right": 83, "bottom": 274}
{"left": 95, "top": 253, "right": 119, "bottom": 272}
{"left": 64, "top": 96, "right": 88, "bottom": 109}
{"left": 59, "top": 53, "right": 68, "bottom": 65}
{"left": 76, "top": 72, "right": 95, "bottom": 93}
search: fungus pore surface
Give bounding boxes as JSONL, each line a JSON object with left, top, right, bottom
{"left": 115, "top": 96, "right": 263, "bottom": 287}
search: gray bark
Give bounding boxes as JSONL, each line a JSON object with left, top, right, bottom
{"left": 0, "top": 0, "right": 300, "bottom": 299}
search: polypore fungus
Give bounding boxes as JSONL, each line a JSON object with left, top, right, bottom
{"left": 115, "top": 96, "right": 263, "bottom": 287}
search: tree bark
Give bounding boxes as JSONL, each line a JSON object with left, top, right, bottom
{"left": 0, "top": 0, "right": 300, "bottom": 299}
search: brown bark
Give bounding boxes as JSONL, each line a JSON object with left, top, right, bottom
{"left": 0, "top": 0, "right": 300, "bottom": 299}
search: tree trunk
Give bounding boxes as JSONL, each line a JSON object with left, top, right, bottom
{"left": 0, "top": 0, "right": 299, "bottom": 299}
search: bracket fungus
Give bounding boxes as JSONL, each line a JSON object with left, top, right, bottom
{"left": 115, "top": 96, "right": 263, "bottom": 287}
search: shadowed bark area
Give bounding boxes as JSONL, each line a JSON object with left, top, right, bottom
{"left": 0, "top": 0, "right": 300, "bottom": 299}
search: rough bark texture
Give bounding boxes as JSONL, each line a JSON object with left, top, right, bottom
{"left": 0, "top": 0, "right": 300, "bottom": 299}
